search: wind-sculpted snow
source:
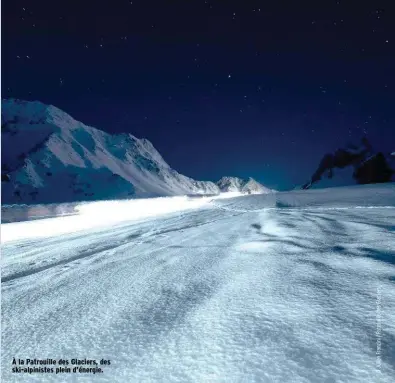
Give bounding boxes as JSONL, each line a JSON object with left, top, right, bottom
{"left": 2, "top": 184, "right": 395, "bottom": 382}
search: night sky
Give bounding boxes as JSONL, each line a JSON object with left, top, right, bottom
{"left": 3, "top": 0, "right": 395, "bottom": 190}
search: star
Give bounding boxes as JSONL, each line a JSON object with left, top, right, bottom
{"left": 228, "top": 74, "right": 232, "bottom": 78}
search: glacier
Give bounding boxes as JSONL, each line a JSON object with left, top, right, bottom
{"left": 2, "top": 183, "right": 395, "bottom": 382}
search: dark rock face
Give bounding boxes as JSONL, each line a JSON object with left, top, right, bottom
{"left": 1, "top": 174, "right": 10, "bottom": 182}
{"left": 354, "top": 153, "right": 393, "bottom": 184}
{"left": 302, "top": 138, "right": 394, "bottom": 189}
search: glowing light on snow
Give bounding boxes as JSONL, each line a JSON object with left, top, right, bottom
{"left": 75, "top": 196, "right": 210, "bottom": 220}
{"left": 210, "top": 192, "right": 244, "bottom": 200}
{"left": 1, "top": 196, "right": 210, "bottom": 243}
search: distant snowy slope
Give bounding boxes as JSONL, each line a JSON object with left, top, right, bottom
{"left": 1, "top": 99, "right": 223, "bottom": 204}
{"left": 217, "top": 176, "right": 272, "bottom": 194}
{"left": 241, "top": 177, "right": 273, "bottom": 194}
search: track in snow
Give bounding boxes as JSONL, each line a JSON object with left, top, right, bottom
{"left": 2, "top": 187, "right": 395, "bottom": 382}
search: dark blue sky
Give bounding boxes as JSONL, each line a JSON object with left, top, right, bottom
{"left": 3, "top": 0, "right": 395, "bottom": 190}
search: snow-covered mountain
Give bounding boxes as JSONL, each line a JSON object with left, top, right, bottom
{"left": 216, "top": 176, "right": 272, "bottom": 194}
{"left": 216, "top": 176, "right": 245, "bottom": 192}
{"left": 1, "top": 99, "right": 273, "bottom": 204}
{"left": 302, "top": 138, "right": 395, "bottom": 189}
{"left": 1, "top": 99, "right": 225, "bottom": 204}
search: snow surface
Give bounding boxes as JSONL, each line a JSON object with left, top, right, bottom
{"left": 2, "top": 184, "right": 395, "bottom": 382}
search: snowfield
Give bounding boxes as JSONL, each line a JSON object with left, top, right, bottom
{"left": 2, "top": 184, "right": 395, "bottom": 382}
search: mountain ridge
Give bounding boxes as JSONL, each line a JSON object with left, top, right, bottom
{"left": 1, "top": 99, "right": 270, "bottom": 204}
{"left": 216, "top": 176, "right": 272, "bottom": 194}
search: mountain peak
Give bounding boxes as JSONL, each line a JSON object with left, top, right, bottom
{"left": 2, "top": 98, "right": 78, "bottom": 130}
{"left": 216, "top": 176, "right": 271, "bottom": 194}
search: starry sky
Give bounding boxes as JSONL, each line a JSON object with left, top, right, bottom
{"left": 3, "top": 0, "right": 395, "bottom": 190}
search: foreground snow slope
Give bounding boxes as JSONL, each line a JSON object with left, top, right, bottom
{"left": 2, "top": 184, "right": 395, "bottom": 382}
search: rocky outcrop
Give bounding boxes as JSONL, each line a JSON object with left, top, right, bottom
{"left": 302, "top": 138, "right": 394, "bottom": 189}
